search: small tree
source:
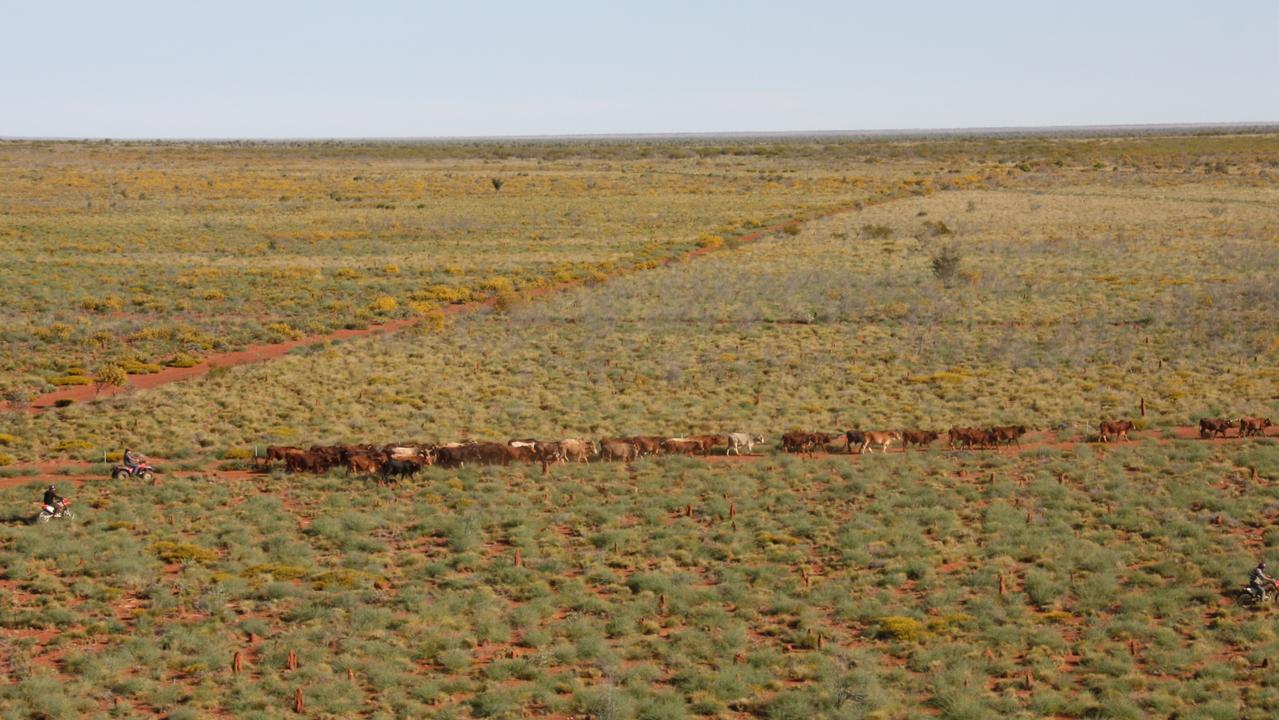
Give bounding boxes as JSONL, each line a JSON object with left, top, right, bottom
{"left": 94, "top": 364, "right": 128, "bottom": 396}
{"left": 3, "top": 387, "right": 31, "bottom": 415}
{"left": 931, "top": 244, "right": 963, "bottom": 286}
{"left": 491, "top": 177, "right": 504, "bottom": 192}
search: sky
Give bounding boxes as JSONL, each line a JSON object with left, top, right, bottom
{"left": 3, "top": 0, "right": 1276, "bottom": 138}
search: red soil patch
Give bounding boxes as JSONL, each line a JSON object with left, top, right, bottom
{"left": 23, "top": 316, "right": 423, "bottom": 411}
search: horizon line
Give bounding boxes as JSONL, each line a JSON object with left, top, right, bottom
{"left": 3, "top": 121, "right": 1278, "bottom": 144}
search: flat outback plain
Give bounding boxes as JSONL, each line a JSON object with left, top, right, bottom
{"left": 2, "top": 131, "right": 1279, "bottom": 719}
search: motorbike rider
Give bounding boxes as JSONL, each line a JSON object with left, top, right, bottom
{"left": 1250, "top": 560, "right": 1275, "bottom": 600}
{"left": 123, "top": 448, "right": 142, "bottom": 473}
{"left": 42, "top": 484, "right": 64, "bottom": 516}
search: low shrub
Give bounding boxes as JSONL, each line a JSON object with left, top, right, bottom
{"left": 166, "top": 353, "right": 199, "bottom": 368}
{"left": 152, "top": 541, "right": 219, "bottom": 565}
{"left": 875, "top": 616, "right": 926, "bottom": 642}
{"left": 930, "top": 244, "right": 963, "bottom": 285}
{"left": 493, "top": 290, "right": 522, "bottom": 314}
{"left": 48, "top": 375, "right": 92, "bottom": 387}
{"left": 266, "top": 322, "right": 304, "bottom": 340}
{"left": 922, "top": 219, "right": 952, "bottom": 236}
{"left": 369, "top": 296, "right": 399, "bottom": 314}
{"left": 117, "top": 358, "right": 163, "bottom": 374}
{"left": 861, "top": 223, "right": 893, "bottom": 239}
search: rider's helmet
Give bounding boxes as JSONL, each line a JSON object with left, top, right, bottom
{"left": 47, "top": 484, "right": 55, "bottom": 491}
{"left": 1262, "top": 560, "right": 1268, "bottom": 569}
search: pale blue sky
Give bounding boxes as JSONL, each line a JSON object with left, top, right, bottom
{"left": 3, "top": 1, "right": 1275, "bottom": 138}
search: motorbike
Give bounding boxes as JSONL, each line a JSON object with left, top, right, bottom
{"left": 36, "top": 498, "right": 74, "bottom": 523}
{"left": 111, "top": 460, "right": 155, "bottom": 482}
{"left": 1237, "top": 579, "right": 1279, "bottom": 608}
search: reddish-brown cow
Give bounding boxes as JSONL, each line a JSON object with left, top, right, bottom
{"left": 1098, "top": 420, "right": 1134, "bottom": 443}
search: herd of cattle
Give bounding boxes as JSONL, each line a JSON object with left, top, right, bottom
{"left": 1200, "top": 416, "right": 1273, "bottom": 439}
{"left": 261, "top": 417, "right": 1274, "bottom": 479}
{"left": 264, "top": 433, "right": 769, "bottom": 479}
{"left": 263, "top": 416, "right": 1275, "bottom": 479}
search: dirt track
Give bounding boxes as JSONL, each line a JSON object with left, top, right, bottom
{"left": 2, "top": 425, "right": 1271, "bottom": 494}
{"left": 12, "top": 195, "right": 897, "bottom": 414}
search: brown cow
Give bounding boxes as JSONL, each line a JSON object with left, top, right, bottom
{"left": 1240, "top": 417, "right": 1273, "bottom": 438}
{"left": 263, "top": 445, "right": 302, "bottom": 468}
{"left": 687, "top": 434, "right": 728, "bottom": 455}
{"left": 284, "top": 449, "right": 326, "bottom": 473}
{"left": 471, "top": 442, "right": 514, "bottom": 466}
{"left": 346, "top": 452, "right": 381, "bottom": 475}
{"left": 309, "top": 445, "right": 343, "bottom": 467}
{"left": 860, "top": 431, "right": 902, "bottom": 454}
{"left": 629, "top": 436, "right": 665, "bottom": 456}
{"left": 533, "top": 441, "right": 564, "bottom": 464}
{"left": 1098, "top": 420, "right": 1134, "bottom": 443}
{"left": 436, "top": 442, "right": 510, "bottom": 467}
{"left": 1199, "top": 418, "right": 1233, "bottom": 439}
{"left": 781, "top": 431, "right": 834, "bottom": 454}
{"left": 433, "top": 444, "right": 468, "bottom": 468}
{"left": 662, "top": 438, "right": 701, "bottom": 456}
{"left": 947, "top": 427, "right": 983, "bottom": 450}
{"left": 600, "top": 439, "right": 638, "bottom": 462}
{"left": 991, "top": 425, "right": 1027, "bottom": 446}
{"left": 505, "top": 444, "right": 538, "bottom": 464}
{"left": 900, "top": 430, "right": 939, "bottom": 450}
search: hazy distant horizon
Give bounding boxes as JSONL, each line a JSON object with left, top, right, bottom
{"left": 4, "top": 121, "right": 1278, "bottom": 145}
{"left": 5, "top": 1, "right": 1277, "bottom": 139}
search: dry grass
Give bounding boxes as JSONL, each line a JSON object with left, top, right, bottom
{"left": 0, "top": 139, "right": 927, "bottom": 398}
{"left": 10, "top": 178, "right": 1279, "bottom": 460}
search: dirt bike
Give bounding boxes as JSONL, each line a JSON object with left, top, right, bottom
{"left": 36, "top": 498, "right": 74, "bottom": 523}
{"left": 111, "top": 460, "right": 155, "bottom": 482}
{"left": 1236, "top": 579, "right": 1279, "bottom": 608}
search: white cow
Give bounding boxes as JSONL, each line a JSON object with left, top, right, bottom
{"left": 727, "top": 433, "right": 765, "bottom": 456}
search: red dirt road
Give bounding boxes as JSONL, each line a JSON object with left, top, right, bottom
{"left": 13, "top": 196, "right": 890, "bottom": 414}
{"left": 1, "top": 426, "right": 1270, "bottom": 493}
{"left": 28, "top": 319, "right": 411, "bottom": 409}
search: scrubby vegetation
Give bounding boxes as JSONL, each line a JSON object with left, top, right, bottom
{"left": 2, "top": 440, "right": 1278, "bottom": 717}
{"left": 5, "top": 130, "right": 1279, "bottom": 717}
{"left": 7, "top": 181, "right": 1278, "bottom": 462}
{"left": 0, "top": 138, "right": 933, "bottom": 397}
